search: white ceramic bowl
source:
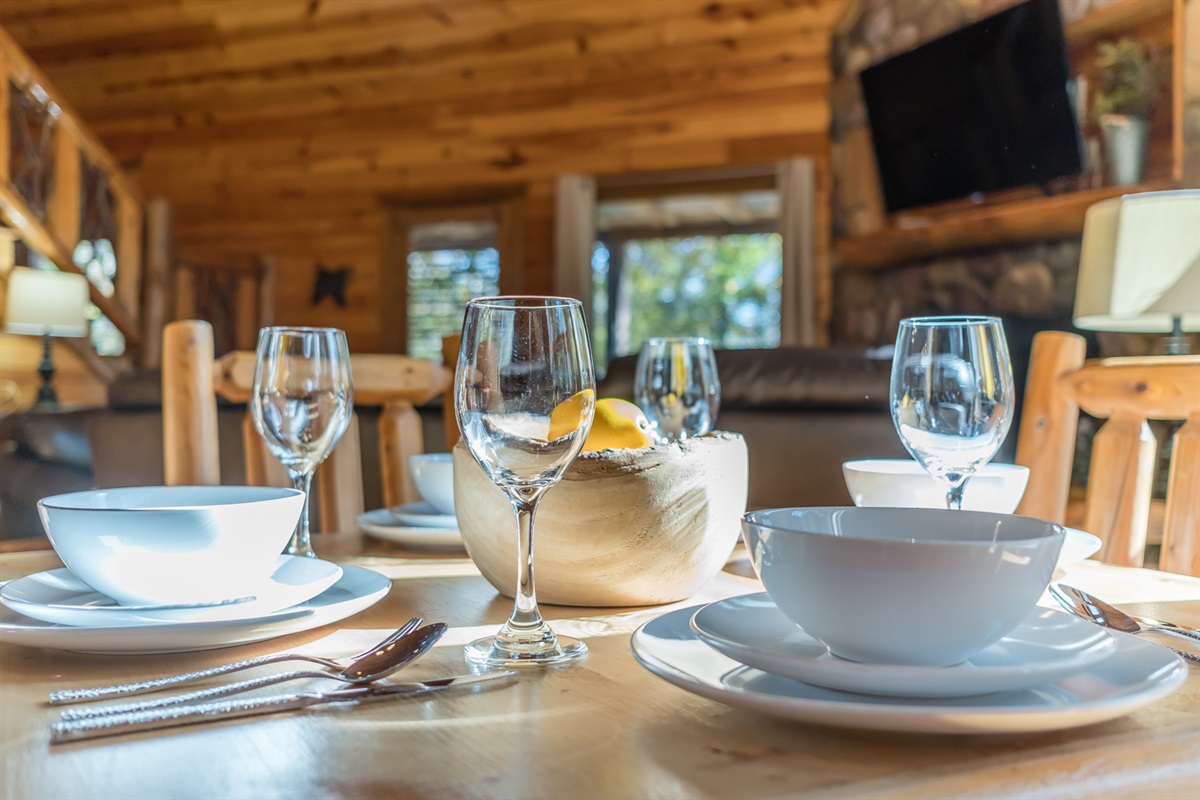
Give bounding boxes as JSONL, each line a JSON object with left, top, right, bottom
{"left": 37, "top": 486, "right": 304, "bottom": 606}
{"left": 409, "top": 453, "right": 455, "bottom": 515}
{"left": 741, "top": 507, "right": 1064, "bottom": 667}
{"left": 842, "top": 459, "right": 1030, "bottom": 513}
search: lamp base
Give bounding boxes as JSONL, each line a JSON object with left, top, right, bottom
{"left": 34, "top": 333, "right": 59, "bottom": 410}
{"left": 1163, "top": 315, "right": 1191, "bottom": 356}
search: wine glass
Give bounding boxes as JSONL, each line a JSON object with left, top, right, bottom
{"left": 251, "top": 327, "right": 354, "bottom": 558}
{"left": 633, "top": 337, "right": 720, "bottom": 444}
{"left": 889, "top": 316, "right": 1014, "bottom": 510}
{"left": 455, "top": 296, "right": 595, "bottom": 666}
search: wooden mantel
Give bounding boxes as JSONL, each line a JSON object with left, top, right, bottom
{"left": 834, "top": 183, "right": 1173, "bottom": 272}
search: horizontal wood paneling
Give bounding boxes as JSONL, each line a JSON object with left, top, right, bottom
{"left": 1, "top": 0, "right": 842, "bottom": 349}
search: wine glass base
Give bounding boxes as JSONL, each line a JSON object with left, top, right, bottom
{"left": 464, "top": 634, "right": 587, "bottom": 667}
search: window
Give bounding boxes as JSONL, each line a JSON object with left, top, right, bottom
{"left": 385, "top": 201, "right": 518, "bottom": 359}
{"left": 72, "top": 239, "right": 124, "bottom": 356}
{"left": 591, "top": 189, "right": 781, "bottom": 367}
{"left": 406, "top": 222, "right": 500, "bottom": 360}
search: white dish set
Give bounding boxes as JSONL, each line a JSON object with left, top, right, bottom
{"left": 356, "top": 453, "right": 465, "bottom": 548}
{"left": 0, "top": 486, "right": 391, "bottom": 653}
{"left": 631, "top": 504, "right": 1187, "bottom": 734}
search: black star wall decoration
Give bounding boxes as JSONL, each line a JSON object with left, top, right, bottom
{"left": 312, "top": 263, "right": 353, "bottom": 307}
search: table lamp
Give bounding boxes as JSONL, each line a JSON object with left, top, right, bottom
{"left": 1074, "top": 190, "right": 1200, "bottom": 355}
{"left": 3, "top": 267, "right": 89, "bottom": 408}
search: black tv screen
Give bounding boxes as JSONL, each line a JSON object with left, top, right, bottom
{"left": 859, "top": 0, "right": 1083, "bottom": 213}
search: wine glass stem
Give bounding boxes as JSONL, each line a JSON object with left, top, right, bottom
{"left": 945, "top": 480, "right": 966, "bottom": 511}
{"left": 502, "top": 493, "right": 549, "bottom": 636}
{"left": 287, "top": 469, "right": 316, "bottom": 558}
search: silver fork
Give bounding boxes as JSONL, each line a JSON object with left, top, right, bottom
{"left": 48, "top": 616, "right": 424, "bottom": 705}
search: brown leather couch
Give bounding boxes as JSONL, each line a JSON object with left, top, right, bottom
{"left": 598, "top": 346, "right": 910, "bottom": 510}
{"left": 1, "top": 346, "right": 918, "bottom": 542}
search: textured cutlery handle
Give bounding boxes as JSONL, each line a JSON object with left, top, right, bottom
{"left": 48, "top": 655, "right": 295, "bottom": 705}
{"left": 58, "top": 669, "right": 315, "bottom": 720}
{"left": 51, "top": 693, "right": 325, "bottom": 744}
{"left": 1167, "top": 645, "right": 1200, "bottom": 664}
{"left": 1147, "top": 625, "right": 1200, "bottom": 644}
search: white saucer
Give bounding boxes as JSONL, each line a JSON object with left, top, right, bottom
{"left": 1061, "top": 527, "right": 1102, "bottom": 566}
{"left": 631, "top": 604, "right": 1186, "bottom": 735}
{"left": 0, "top": 564, "right": 390, "bottom": 654}
{"left": 388, "top": 501, "right": 457, "bottom": 529}
{"left": 0, "top": 557, "right": 343, "bottom": 627}
{"left": 691, "top": 594, "right": 1118, "bottom": 697}
{"left": 358, "top": 508, "right": 463, "bottom": 548}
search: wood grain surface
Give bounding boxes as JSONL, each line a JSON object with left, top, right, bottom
{"left": 1, "top": 538, "right": 1197, "bottom": 800}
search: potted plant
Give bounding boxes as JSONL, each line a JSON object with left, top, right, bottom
{"left": 1094, "top": 38, "right": 1158, "bottom": 186}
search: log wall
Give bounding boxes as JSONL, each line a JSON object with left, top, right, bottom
{"left": 1, "top": 0, "right": 845, "bottom": 353}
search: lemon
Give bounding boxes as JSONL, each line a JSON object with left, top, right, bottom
{"left": 581, "top": 398, "right": 652, "bottom": 451}
{"left": 547, "top": 389, "right": 596, "bottom": 442}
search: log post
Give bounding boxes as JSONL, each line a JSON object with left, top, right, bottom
{"left": 315, "top": 413, "right": 363, "bottom": 534}
{"left": 1085, "top": 411, "right": 1157, "bottom": 567}
{"left": 161, "top": 320, "right": 220, "bottom": 486}
{"left": 379, "top": 399, "right": 424, "bottom": 508}
{"left": 1161, "top": 412, "right": 1200, "bottom": 576}
{"left": 1015, "top": 331, "right": 1087, "bottom": 523}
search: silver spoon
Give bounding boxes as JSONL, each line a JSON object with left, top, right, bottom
{"left": 1050, "top": 584, "right": 1200, "bottom": 665}
{"left": 60, "top": 622, "right": 450, "bottom": 721}
{"left": 49, "top": 617, "right": 425, "bottom": 706}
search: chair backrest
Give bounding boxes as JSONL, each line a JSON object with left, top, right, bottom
{"left": 161, "top": 320, "right": 451, "bottom": 533}
{"left": 442, "top": 333, "right": 461, "bottom": 450}
{"left": 1016, "top": 330, "right": 1200, "bottom": 576}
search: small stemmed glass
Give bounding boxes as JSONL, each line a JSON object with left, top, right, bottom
{"left": 251, "top": 327, "right": 353, "bottom": 557}
{"left": 889, "top": 316, "right": 1014, "bottom": 510}
{"left": 455, "top": 296, "right": 595, "bottom": 666}
{"left": 633, "top": 337, "right": 720, "bottom": 443}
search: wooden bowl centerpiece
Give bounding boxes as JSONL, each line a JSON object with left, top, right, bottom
{"left": 453, "top": 430, "right": 748, "bottom": 607}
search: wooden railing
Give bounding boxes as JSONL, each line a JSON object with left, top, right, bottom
{"left": 0, "top": 25, "right": 145, "bottom": 368}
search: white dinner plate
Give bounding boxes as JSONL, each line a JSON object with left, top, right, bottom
{"left": 1061, "top": 527, "right": 1102, "bottom": 566}
{"left": 0, "top": 564, "right": 390, "bottom": 654}
{"left": 0, "top": 557, "right": 343, "bottom": 627}
{"left": 357, "top": 508, "right": 464, "bottom": 548}
{"left": 690, "top": 594, "right": 1117, "bottom": 697}
{"left": 631, "top": 604, "right": 1186, "bottom": 735}
{"left": 387, "top": 502, "right": 458, "bottom": 529}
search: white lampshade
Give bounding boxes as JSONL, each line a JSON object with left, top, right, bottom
{"left": 1074, "top": 190, "right": 1200, "bottom": 333}
{"left": 4, "top": 267, "right": 89, "bottom": 338}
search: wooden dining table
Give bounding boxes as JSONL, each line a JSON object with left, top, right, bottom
{"left": 1, "top": 531, "right": 1198, "bottom": 800}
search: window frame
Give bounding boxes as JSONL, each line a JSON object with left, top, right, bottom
{"left": 382, "top": 197, "right": 522, "bottom": 355}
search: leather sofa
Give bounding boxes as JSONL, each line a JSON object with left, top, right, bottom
{"left": 0, "top": 346, "right": 921, "bottom": 543}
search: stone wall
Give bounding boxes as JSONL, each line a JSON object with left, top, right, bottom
{"left": 828, "top": 0, "right": 1120, "bottom": 348}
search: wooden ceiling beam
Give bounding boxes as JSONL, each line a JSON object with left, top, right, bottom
{"left": 30, "top": 0, "right": 832, "bottom": 103}
{"left": 93, "top": 52, "right": 829, "bottom": 161}
{"left": 83, "top": 46, "right": 829, "bottom": 139}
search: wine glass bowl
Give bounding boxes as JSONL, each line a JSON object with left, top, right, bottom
{"left": 455, "top": 296, "right": 595, "bottom": 666}
{"left": 251, "top": 327, "right": 353, "bottom": 558}
{"left": 633, "top": 337, "right": 720, "bottom": 443}
{"left": 889, "top": 316, "right": 1015, "bottom": 510}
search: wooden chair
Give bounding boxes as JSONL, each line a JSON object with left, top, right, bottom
{"left": 441, "top": 333, "right": 461, "bottom": 450}
{"left": 161, "top": 320, "right": 451, "bottom": 534}
{"left": 1016, "top": 330, "right": 1200, "bottom": 576}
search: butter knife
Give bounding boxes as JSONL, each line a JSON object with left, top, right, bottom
{"left": 50, "top": 670, "right": 517, "bottom": 744}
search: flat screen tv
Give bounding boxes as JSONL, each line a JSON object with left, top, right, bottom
{"left": 859, "top": 0, "right": 1083, "bottom": 214}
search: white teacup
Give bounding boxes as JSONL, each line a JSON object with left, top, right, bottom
{"left": 842, "top": 459, "right": 1030, "bottom": 513}
{"left": 37, "top": 486, "right": 303, "bottom": 606}
{"left": 409, "top": 453, "right": 455, "bottom": 515}
{"left": 741, "top": 507, "right": 1064, "bottom": 667}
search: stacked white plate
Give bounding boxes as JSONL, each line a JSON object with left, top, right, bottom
{"left": 0, "top": 556, "right": 391, "bottom": 654}
{"left": 630, "top": 593, "right": 1188, "bottom": 734}
{"left": 356, "top": 501, "right": 464, "bottom": 549}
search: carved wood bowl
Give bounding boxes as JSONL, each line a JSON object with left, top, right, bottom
{"left": 452, "top": 432, "right": 748, "bottom": 607}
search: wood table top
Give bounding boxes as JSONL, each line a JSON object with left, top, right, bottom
{"left": 1, "top": 534, "right": 1198, "bottom": 799}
